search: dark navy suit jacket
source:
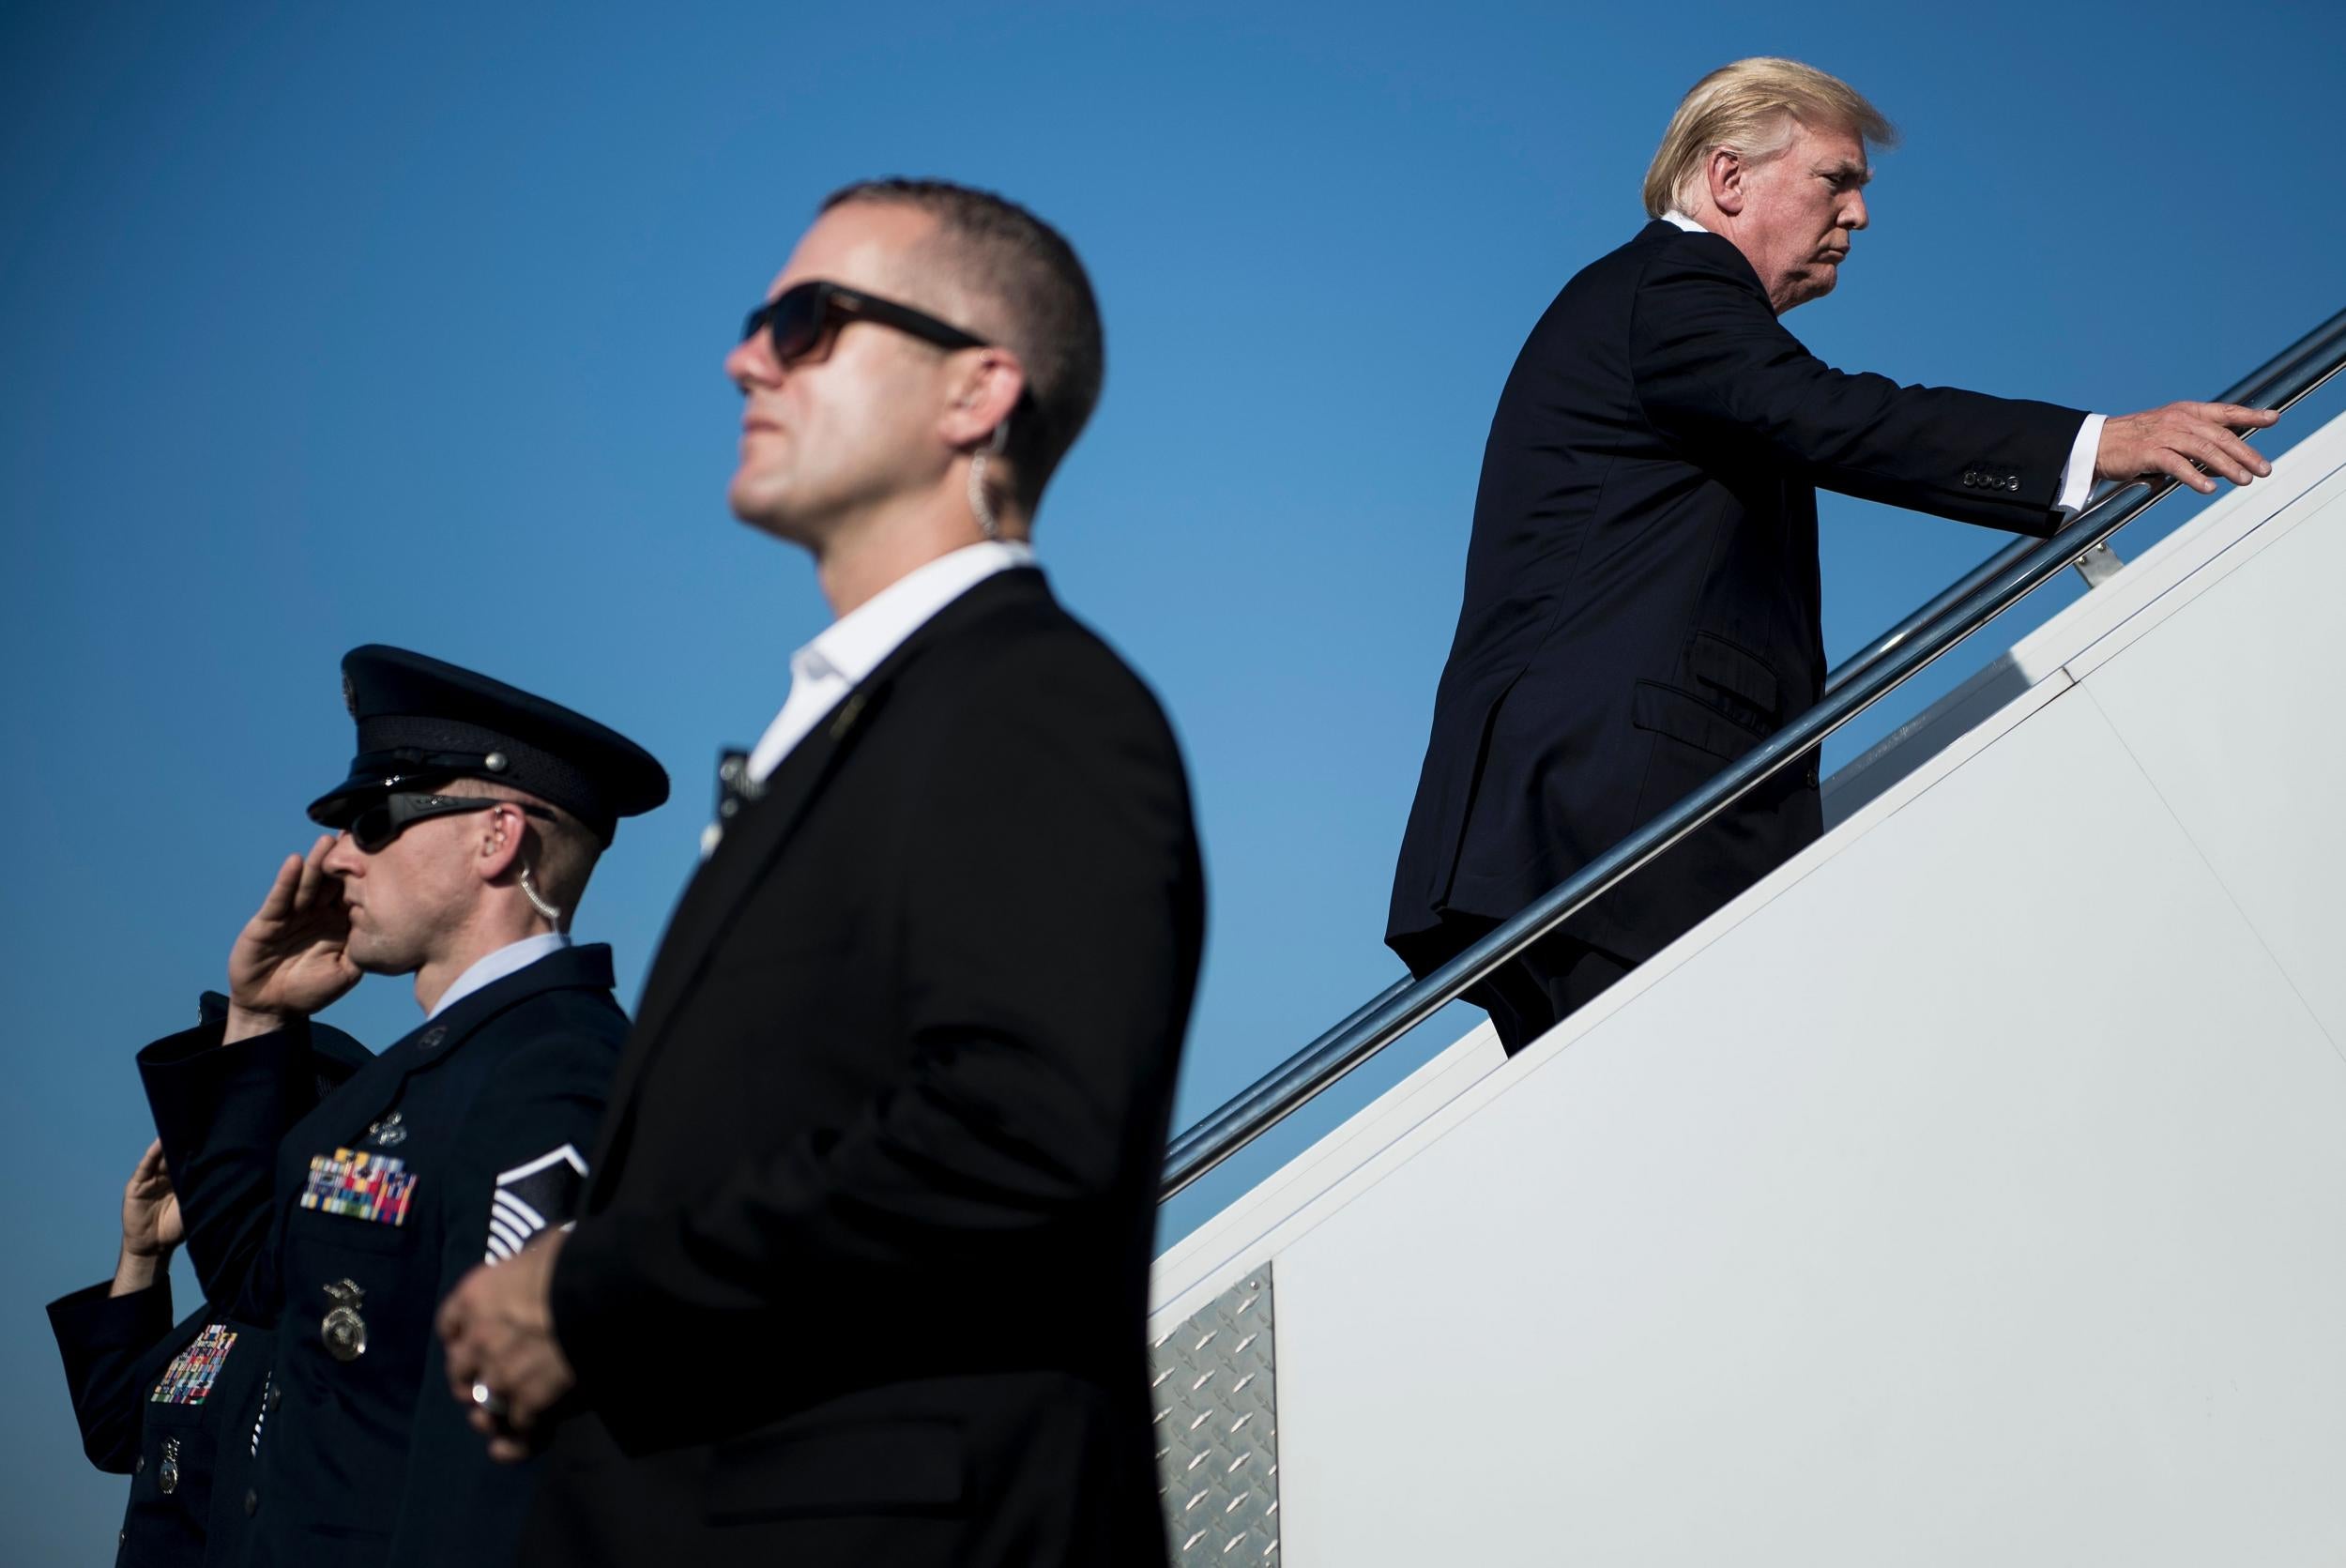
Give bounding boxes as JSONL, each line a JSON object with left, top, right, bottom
{"left": 529, "top": 570, "right": 1204, "bottom": 1568}
{"left": 1390, "top": 220, "right": 2085, "bottom": 967}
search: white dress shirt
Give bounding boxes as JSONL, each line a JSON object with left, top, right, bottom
{"left": 746, "top": 540, "right": 1039, "bottom": 787}
{"left": 428, "top": 931, "right": 572, "bottom": 1021}
{"left": 1658, "top": 209, "right": 2102, "bottom": 514}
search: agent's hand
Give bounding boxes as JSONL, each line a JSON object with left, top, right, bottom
{"left": 2095, "top": 403, "right": 2279, "bottom": 495}
{"left": 439, "top": 1231, "right": 577, "bottom": 1462}
{"left": 111, "top": 1139, "right": 182, "bottom": 1297}
{"left": 226, "top": 836, "right": 360, "bottom": 1041}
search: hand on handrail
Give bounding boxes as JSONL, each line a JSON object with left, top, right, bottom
{"left": 2095, "top": 403, "right": 2279, "bottom": 495}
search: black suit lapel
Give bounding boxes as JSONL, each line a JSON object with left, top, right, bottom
{"left": 594, "top": 568, "right": 1051, "bottom": 1192}
{"left": 630, "top": 566, "right": 1049, "bottom": 1044}
{"left": 623, "top": 683, "right": 883, "bottom": 1052}
{"left": 589, "top": 685, "right": 895, "bottom": 1200}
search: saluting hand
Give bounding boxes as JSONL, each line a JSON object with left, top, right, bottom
{"left": 110, "top": 1138, "right": 182, "bottom": 1298}
{"left": 2096, "top": 402, "right": 2280, "bottom": 495}
{"left": 438, "top": 1230, "right": 577, "bottom": 1462}
{"left": 225, "top": 835, "right": 360, "bottom": 1041}
{"left": 121, "top": 1137, "right": 184, "bottom": 1258}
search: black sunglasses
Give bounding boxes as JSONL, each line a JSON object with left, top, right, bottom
{"left": 345, "top": 793, "right": 556, "bottom": 854}
{"left": 741, "top": 280, "right": 991, "bottom": 368}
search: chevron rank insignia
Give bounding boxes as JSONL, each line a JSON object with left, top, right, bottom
{"left": 152, "top": 1323, "right": 237, "bottom": 1405}
{"left": 486, "top": 1144, "right": 587, "bottom": 1264}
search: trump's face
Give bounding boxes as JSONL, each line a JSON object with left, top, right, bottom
{"left": 1729, "top": 118, "right": 1871, "bottom": 314}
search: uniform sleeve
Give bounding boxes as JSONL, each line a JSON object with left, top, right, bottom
{"left": 1629, "top": 236, "right": 2086, "bottom": 536}
{"left": 384, "top": 1026, "right": 615, "bottom": 1568}
{"left": 551, "top": 640, "right": 1202, "bottom": 1452}
{"left": 140, "top": 1017, "right": 323, "bottom": 1309}
{"left": 45, "top": 1279, "right": 174, "bottom": 1472}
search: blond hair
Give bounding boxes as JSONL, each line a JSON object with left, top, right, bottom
{"left": 1642, "top": 58, "right": 1897, "bottom": 219}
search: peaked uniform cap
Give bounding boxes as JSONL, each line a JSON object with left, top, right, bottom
{"left": 308, "top": 646, "right": 669, "bottom": 845}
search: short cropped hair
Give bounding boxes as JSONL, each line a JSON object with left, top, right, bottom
{"left": 437, "top": 776, "right": 600, "bottom": 929}
{"left": 1642, "top": 58, "right": 1897, "bottom": 219}
{"left": 822, "top": 178, "right": 1104, "bottom": 517}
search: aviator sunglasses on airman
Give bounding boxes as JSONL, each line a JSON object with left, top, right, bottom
{"left": 741, "top": 280, "right": 993, "bottom": 368}
{"left": 344, "top": 793, "right": 556, "bottom": 853}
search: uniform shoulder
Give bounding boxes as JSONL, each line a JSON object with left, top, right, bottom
{"left": 442, "top": 993, "right": 620, "bottom": 1181}
{"left": 510, "top": 984, "right": 628, "bottom": 1058}
{"left": 463, "top": 985, "right": 627, "bottom": 1094}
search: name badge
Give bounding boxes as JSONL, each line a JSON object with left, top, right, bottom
{"left": 300, "top": 1148, "right": 419, "bottom": 1226}
{"left": 152, "top": 1323, "right": 237, "bottom": 1406}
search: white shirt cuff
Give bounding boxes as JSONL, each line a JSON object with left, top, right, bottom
{"left": 2054, "top": 413, "right": 2106, "bottom": 517}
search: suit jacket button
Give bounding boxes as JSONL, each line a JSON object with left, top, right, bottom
{"left": 267, "top": 1383, "right": 282, "bottom": 1411}
{"left": 244, "top": 1489, "right": 259, "bottom": 1516}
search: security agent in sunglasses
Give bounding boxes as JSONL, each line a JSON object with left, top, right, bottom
{"left": 437, "top": 179, "right": 1205, "bottom": 1568}
{"left": 46, "top": 994, "right": 369, "bottom": 1568}
{"left": 135, "top": 646, "right": 666, "bottom": 1568}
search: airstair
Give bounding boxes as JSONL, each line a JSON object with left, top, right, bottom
{"left": 1147, "top": 314, "right": 2346, "bottom": 1565}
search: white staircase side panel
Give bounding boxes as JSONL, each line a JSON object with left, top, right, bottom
{"left": 2071, "top": 491, "right": 2346, "bottom": 1043}
{"left": 1274, "top": 684, "right": 2346, "bottom": 1566}
{"left": 1152, "top": 1024, "right": 1504, "bottom": 1330}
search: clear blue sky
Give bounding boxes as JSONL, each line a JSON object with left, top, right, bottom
{"left": 6, "top": 1, "right": 2341, "bottom": 1553}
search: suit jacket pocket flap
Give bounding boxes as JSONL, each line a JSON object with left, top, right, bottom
{"left": 1686, "top": 632, "right": 1779, "bottom": 718}
{"left": 706, "top": 1416, "right": 964, "bottom": 1521}
{"left": 1633, "top": 679, "right": 1764, "bottom": 765}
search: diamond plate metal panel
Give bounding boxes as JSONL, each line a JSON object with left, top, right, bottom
{"left": 1151, "top": 1270, "right": 1279, "bottom": 1563}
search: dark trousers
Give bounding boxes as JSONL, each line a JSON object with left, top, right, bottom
{"left": 1392, "top": 916, "right": 1636, "bottom": 1057}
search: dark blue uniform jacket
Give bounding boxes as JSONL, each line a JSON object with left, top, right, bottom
{"left": 49, "top": 1012, "right": 370, "bottom": 1568}
{"left": 48, "top": 1283, "right": 273, "bottom": 1568}
{"left": 142, "top": 945, "right": 626, "bottom": 1568}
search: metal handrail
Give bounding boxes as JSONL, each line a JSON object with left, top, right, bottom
{"left": 1826, "top": 306, "right": 2346, "bottom": 697}
{"left": 1162, "top": 306, "right": 2346, "bottom": 1203}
